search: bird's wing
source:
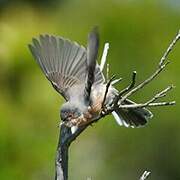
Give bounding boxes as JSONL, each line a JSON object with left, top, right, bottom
{"left": 29, "top": 34, "right": 104, "bottom": 101}
{"left": 84, "top": 27, "right": 99, "bottom": 103}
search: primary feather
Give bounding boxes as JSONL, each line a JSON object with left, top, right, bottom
{"left": 29, "top": 34, "right": 104, "bottom": 101}
{"left": 85, "top": 27, "right": 100, "bottom": 104}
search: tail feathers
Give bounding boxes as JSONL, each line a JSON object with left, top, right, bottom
{"left": 112, "top": 107, "right": 153, "bottom": 128}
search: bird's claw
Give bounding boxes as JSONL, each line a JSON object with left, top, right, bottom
{"left": 101, "top": 105, "right": 108, "bottom": 116}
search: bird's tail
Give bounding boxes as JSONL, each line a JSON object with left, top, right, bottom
{"left": 112, "top": 100, "right": 153, "bottom": 128}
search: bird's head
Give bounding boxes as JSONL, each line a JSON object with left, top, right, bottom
{"left": 60, "top": 102, "right": 82, "bottom": 123}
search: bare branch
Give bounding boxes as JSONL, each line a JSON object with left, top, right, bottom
{"left": 119, "top": 30, "right": 180, "bottom": 104}
{"left": 101, "top": 75, "right": 116, "bottom": 111}
{"left": 55, "top": 30, "right": 179, "bottom": 180}
{"left": 145, "top": 85, "right": 175, "bottom": 104}
{"left": 113, "top": 71, "right": 137, "bottom": 106}
{"left": 159, "top": 30, "right": 180, "bottom": 66}
{"left": 119, "top": 101, "right": 175, "bottom": 109}
{"left": 119, "top": 71, "right": 137, "bottom": 96}
{"left": 119, "top": 61, "right": 170, "bottom": 104}
{"left": 100, "top": 43, "right": 109, "bottom": 71}
{"left": 112, "top": 78, "right": 123, "bottom": 85}
{"left": 118, "top": 85, "right": 175, "bottom": 110}
{"left": 140, "top": 171, "right": 151, "bottom": 180}
{"left": 145, "top": 101, "right": 176, "bottom": 107}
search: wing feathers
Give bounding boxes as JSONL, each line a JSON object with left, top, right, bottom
{"left": 29, "top": 33, "right": 105, "bottom": 101}
{"left": 85, "top": 27, "right": 100, "bottom": 103}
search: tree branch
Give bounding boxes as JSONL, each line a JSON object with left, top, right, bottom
{"left": 159, "top": 30, "right": 180, "bottom": 66}
{"left": 119, "top": 85, "right": 175, "bottom": 109}
{"left": 55, "top": 30, "right": 179, "bottom": 180}
{"left": 55, "top": 125, "right": 70, "bottom": 180}
{"left": 119, "top": 30, "right": 180, "bottom": 104}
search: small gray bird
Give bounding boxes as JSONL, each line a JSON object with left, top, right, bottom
{"left": 28, "top": 28, "right": 153, "bottom": 128}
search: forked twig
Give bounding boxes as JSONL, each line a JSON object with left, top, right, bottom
{"left": 119, "top": 30, "right": 180, "bottom": 104}
{"left": 119, "top": 61, "right": 170, "bottom": 104}
{"left": 140, "top": 171, "right": 151, "bottom": 180}
{"left": 119, "top": 85, "right": 175, "bottom": 109}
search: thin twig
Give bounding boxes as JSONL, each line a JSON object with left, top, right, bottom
{"left": 113, "top": 71, "right": 137, "bottom": 105}
{"left": 118, "top": 71, "right": 137, "bottom": 96}
{"left": 119, "top": 30, "right": 180, "bottom": 104}
{"left": 111, "top": 78, "right": 123, "bottom": 85}
{"left": 101, "top": 75, "right": 116, "bottom": 111}
{"left": 159, "top": 30, "right": 180, "bottom": 66}
{"left": 100, "top": 43, "right": 109, "bottom": 71}
{"left": 145, "top": 85, "right": 175, "bottom": 105}
{"left": 119, "top": 61, "right": 170, "bottom": 104}
{"left": 118, "top": 85, "right": 175, "bottom": 109}
{"left": 140, "top": 171, "right": 151, "bottom": 180}
{"left": 119, "top": 101, "right": 175, "bottom": 109}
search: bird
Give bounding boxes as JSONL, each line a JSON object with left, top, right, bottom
{"left": 28, "top": 27, "right": 153, "bottom": 129}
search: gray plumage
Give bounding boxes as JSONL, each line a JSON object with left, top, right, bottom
{"left": 85, "top": 27, "right": 100, "bottom": 104}
{"left": 29, "top": 33, "right": 104, "bottom": 101}
{"left": 28, "top": 29, "right": 153, "bottom": 128}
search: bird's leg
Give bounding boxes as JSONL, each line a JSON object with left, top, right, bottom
{"left": 101, "top": 75, "right": 116, "bottom": 115}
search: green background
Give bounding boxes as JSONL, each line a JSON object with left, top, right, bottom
{"left": 0, "top": 0, "right": 180, "bottom": 179}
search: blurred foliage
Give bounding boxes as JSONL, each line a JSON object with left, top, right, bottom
{"left": 0, "top": 0, "right": 180, "bottom": 180}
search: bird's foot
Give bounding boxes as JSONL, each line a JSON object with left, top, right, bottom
{"left": 101, "top": 105, "right": 108, "bottom": 116}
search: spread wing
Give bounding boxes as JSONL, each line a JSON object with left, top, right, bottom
{"left": 28, "top": 34, "right": 104, "bottom": 101}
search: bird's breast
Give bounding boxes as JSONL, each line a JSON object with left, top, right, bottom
{"left": 66, "top": 84, "right": 117, "bottom": 127}
{"left": 90, "top": 84, "right": 111, "bottom": 114}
